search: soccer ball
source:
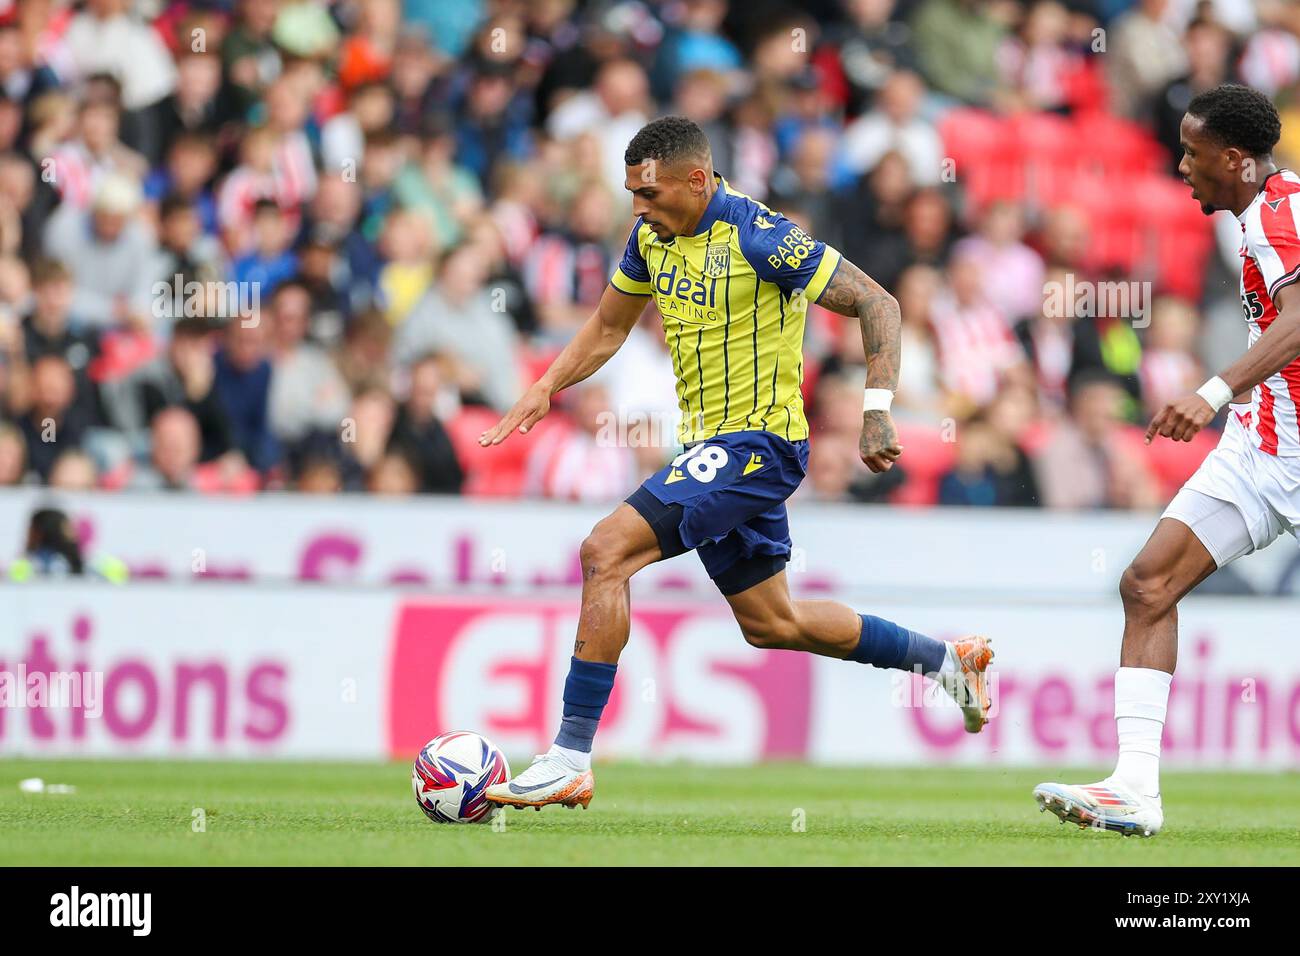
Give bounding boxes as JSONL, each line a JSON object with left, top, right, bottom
{"left": 412, "top": 731, "right": 510, "bottom": 824}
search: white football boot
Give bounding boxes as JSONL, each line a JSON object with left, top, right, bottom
{"left": 484, "top": 751, "right": 594, "bottom": 811}
{"left": 936, "top": 636, "right": 995, "bottom": 733}
{"left": 1033, "top": 778, "right": 1163, "bottom": 837}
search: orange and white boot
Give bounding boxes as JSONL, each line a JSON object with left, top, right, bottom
{"left": 484, "top": 751, "right": 594, "bottom": 811}
{"left": 938, "top": 636, "right": 995, "bottom": 733}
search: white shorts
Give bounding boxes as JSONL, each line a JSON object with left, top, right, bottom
{"left": 1162, "top": 409, "right": 1300, "bottom": 568}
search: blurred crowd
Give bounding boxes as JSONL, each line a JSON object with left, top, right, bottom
{"left": 0, "top": 0, "right": 1294, "bottom": 509}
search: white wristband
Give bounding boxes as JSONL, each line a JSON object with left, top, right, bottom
{"left": 863, "top": 388, "right": 894, "bottom": 413}
{"left": 1195, "top": 376, "right": 1233, "bottom": 413}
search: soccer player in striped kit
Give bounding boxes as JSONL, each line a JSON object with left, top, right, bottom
{"left": 478, "top": 116, "right": 994, "bottom": 811}
{"left": 1037, "top": 84, "right": 1300, "bottom": 837}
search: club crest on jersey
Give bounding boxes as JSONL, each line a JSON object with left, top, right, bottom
{"left": 704, "top": 243, "right": 731, "bottom": 278}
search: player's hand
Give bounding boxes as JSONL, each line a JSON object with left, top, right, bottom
{"left": 1145, "top": 393, "right": 1216, "bottom": 445}
{"left": 859, "top": 410, "right": 903, "bottom": 473}
{"left": 479, "top": 382, "right": 551, "bottom": 446}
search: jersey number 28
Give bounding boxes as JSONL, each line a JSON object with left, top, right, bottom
{"left": 672, "top": 444, "right": 730, "bottom": 482}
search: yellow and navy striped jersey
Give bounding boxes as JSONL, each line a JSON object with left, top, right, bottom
{"left": 609, "top": 175, "right": 842, "bottom": 446}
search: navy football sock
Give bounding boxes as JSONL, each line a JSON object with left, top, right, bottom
{"left": 845, "top": 614, "right": 947, "bottom": 675}
{"left": 553, "top": 657, "right": 617, "bottom": 753}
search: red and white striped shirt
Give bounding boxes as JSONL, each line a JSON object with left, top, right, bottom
{"left": 523, "top": 234, "right": 612, "bottom": 309}
{"left": 523, "top": 425, "right": 636, "bottom": 502}
{"left": 47, "top": 141, "right": 126, "bottom": 209}
{"left": 929, "top": 293, "right": 1023, "bottom": 407}
{"left": 1237, "top": 168, "right": 1300, "bottom": 456}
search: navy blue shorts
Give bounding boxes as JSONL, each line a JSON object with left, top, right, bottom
{"left": 625, "top": 430, "right": 810, "bottom": 595}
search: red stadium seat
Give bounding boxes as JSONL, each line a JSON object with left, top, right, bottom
{"left": 1087, "top": 178, "right": 1146, "bottom": 274}
{"left": 1061, "top": 56, "right": 1109, "bottom": 115}
{"left": 1017, "top": 418, "right": 1056, "bottom": 457}
{"left": 98, "top": 460, "right": 133, "bottom": 491}
{"left": 939, "top": 109, "right": 1004, "bottom": 166}
{"left": 1140, "top": 427, "right": 1220, "bottom": 498}
{"left": 947, "top": 107, "right": 1202, "bottom": 301}
{"left": 1073, "top": 112, "right": 1167, "bottom": 180}
{"left": 889, "top": 421, "right": 957, "bottom": 506}
{"left": 522, "top": 346, "right": 562, "bottom": 386}
{"left": 1009, "top": 111, "right": 1078, "bottom": 208}
{"left": 446, "top": 406, "right": 559, "bottom": 497}
{"left": 88, "top": 330, "right": 160, "bottom": 383}
{"left": 940, "top": 109, "right": 1023, "bottom": 208}
{"left": 1109, "top": 424, "right": 1211, "bottom": 500}
{"left": 192, "top": 461, "right": 261, "bottom": 495}
{"left": 1132, "top": 175, "right": 1214, "bottom": 300}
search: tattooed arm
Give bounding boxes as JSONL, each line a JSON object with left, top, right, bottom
{"left": 814, "top": 258, "right": 904, "bottom": 473}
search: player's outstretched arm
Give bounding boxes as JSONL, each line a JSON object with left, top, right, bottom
{"left": 479, "top": 284, "right": 648, "bottom": 446}
{"left": 815, "top": 258, "right": 904, "bottom": 473}
{"left": 1146, "top": 285, "right": 1300, "bottom": 444}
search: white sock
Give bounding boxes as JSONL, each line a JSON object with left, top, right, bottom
{"left": 1111, "top": 666, "right": 1172, "bottom": 799}
{"left": 937, "top": 644, "right": 957, "bottom": 676}
{"left": 547, "top": 743, "right": 591, "bottom": 772}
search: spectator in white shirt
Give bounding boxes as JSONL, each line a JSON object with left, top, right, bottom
{"left": 61, "top": 0, "right": 177, "bottom": 112}
{"left": 840, "top": 70, "right": 944, "bottom": 182}
{"left": 546, "top": 58, "right": 651, "bottom": 200}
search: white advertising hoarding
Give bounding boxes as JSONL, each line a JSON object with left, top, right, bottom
{"left": 0, "top": 586, "right": 388, "bottom": 757}
{"left": 1, "top": 488, "right": 1299, "bottom": 596}
{"left": 2, "top": 584, "right": 1297, "bottom": 768}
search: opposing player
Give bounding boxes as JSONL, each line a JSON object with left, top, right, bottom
{"left": 479, "top": 116, "right": 993, "bottom": 811}
{"left": 1036, "top": 84, "right": 1300, "bottom": 836}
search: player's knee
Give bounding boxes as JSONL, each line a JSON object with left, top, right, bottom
{"left": 739, "top": 615, "right": 800, "bottom": 650}
{"left": 1119, "top": 562, "right": 1176, "bottom": 620}
{"left": 579, "top": 523, "right": 630, "bottom": 585}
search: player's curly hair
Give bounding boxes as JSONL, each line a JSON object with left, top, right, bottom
{"left": 1187, "top": 84, "right": 1281, "bottom": 157}
{"left": 624, "top": 116, "right": 712, "bottom": 167}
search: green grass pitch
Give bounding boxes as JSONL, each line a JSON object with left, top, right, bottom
{"left": 1, "top": 759, "right": 1298, "bottom": 866}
